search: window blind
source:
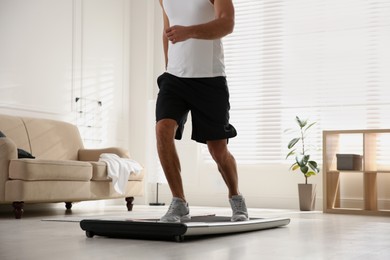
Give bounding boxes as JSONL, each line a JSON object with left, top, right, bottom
{"left": 202, "top": 0, "right": 390, "bottom": 164}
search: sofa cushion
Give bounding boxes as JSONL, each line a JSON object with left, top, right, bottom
{"left": 9, "top": 159, "right": 92, "bottom": 181}
{"left": 89, "top": 161, "right": 144, "bottom": 181}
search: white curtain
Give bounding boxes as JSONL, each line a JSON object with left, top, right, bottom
{"left": 202, "top": 0, "right": 390, "bottom": 164}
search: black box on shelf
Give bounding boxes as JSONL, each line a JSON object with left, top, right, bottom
{"left": 336, "top": 154, "right": 363, "bottom": 171}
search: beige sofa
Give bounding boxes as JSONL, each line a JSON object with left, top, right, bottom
{"left": 0, "top": 114, "right": 144, "bottom": 218}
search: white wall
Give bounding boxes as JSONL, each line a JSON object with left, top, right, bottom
{"left": 0, "top": 0, "right": 130, "bottom": 147}
{"left": 0, "top": 0, "right": 73, "bottom": 116}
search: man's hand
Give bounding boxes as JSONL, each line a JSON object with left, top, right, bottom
{"left": 165, "top": 25, "right": 192, "bottom": 44}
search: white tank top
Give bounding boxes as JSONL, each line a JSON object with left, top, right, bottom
{"left": 163, "top": 0, "right": 226, "bottom": 78}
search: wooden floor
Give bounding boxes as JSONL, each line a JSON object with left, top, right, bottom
{"left": 0, "top": 203, "right": 389, "bottom": 260}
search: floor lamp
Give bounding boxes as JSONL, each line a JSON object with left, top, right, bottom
{"left": 149, "top": 183, "right": 165, "bottom": 206}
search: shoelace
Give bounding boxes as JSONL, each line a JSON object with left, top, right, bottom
{"left": 166, "top": 202, "right": 177, "bottom": 214}
{"left": 232, "top": 198, "right": 246, "bottom": 213}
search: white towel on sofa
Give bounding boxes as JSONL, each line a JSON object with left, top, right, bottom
{"left": 99, "top": 153, "right": 143, "bottom": 195}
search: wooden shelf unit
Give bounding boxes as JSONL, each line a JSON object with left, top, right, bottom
{"left": 323, "top": 129, "right": 390, "bottom": 216}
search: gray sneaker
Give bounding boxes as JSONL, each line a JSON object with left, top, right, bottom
{"left": 229, "top": 194, "right": 249, "bottom": 221}
{"left": 159, "top": 197, "right": 191, "bottom": 223}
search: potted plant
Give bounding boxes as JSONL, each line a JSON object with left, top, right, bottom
{"left": 286, "top": 116, "right": 320, "bottom": 211}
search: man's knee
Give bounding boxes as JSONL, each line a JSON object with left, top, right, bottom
{"left": 156, "top": 119, "right": 177, "bottom": 141}
{"left": 207, "top": 139, "right": 229, "bottom": 163}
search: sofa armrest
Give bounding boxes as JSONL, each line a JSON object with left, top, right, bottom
{"left": 78, "top": 147, "right": 130, "bottom": 161}
{"left": 0, "top": 137, "right": 18, "bottom": 201}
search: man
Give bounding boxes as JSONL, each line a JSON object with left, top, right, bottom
{"left": 156, "top": 0, "right": 249, "bottom": 222}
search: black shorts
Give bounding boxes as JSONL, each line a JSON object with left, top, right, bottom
{"left": 156, "top": 72, "right": 237, "bottom": 144}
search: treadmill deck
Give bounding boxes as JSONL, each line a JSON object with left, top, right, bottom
{"left": 80, "top": 215, "right": 290, "bottom": 242}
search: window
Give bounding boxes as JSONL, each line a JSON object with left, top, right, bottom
{"left": 203, "top": 0, "right": 390, "bottom": 164}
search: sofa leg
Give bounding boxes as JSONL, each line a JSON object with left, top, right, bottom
{"left": 65, "top": 202, "right": 73, "bottom": 210}
{"left": 12, "top": 201, "right": 24, "bottom": 219}
{"left": 125, "top": 197, "right": 134, "bottom": 211}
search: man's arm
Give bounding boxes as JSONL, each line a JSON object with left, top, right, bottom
{"left": 159, "top": 0, "right": 169, "bottom": 68}
{"left": 165, "top": 0, "right": 235, "bottom": 44}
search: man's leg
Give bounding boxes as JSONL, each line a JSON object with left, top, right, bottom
{"left": 156, "top": 119, "right": 186, "bottom": 201}
{"left": 207, "top": 139, "right": 239, "bottom": 198}
{"left": 156, "top": 119, "right": 190, "bottom": 223}
{"left": 207, "top": 139, "right": 249, "bottom": 221}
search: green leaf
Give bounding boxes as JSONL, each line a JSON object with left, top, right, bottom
{"left": 297, "top": 155, "right": 310, "bottom": 166}
{"left": 288, "top": 138, "right": 300, "bottom": 149}
{"left": 304, "top": 122, "right": 316, "bottom": 133}
{"left": 295, "top": 156, "right": 302, "bottom": 166}
{"left": 289, "top": 163, "right": 300, "bottom": 171}
{"left": 300, "top": 165, "right": 309, "bottom": 174}
{"left": 308, "top": 160, "right": 317, "bottom": 167}
{"left": 303, "top": 155, "right": 310, "bottom": 164}
{"left": 295, "top": 116, "right": 307, "bottom": 128}
{"left": 285, "top": 149, "right": 296, "bottom": 159}
{"left": 289, "top": 163, "right": 296, "bottom": 170}
{"left": 308, "top": 161, "right": 320, "bottom": 173}
{"left": 305, "top": 171, "right": 316, "bottom": 177}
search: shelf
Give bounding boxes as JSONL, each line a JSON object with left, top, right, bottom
{"left": 323, "top": 129, "right": 390, "bottom": 216}
{"left": 327, "top": 170, "right": 390, "bottom": 174}
{"left": 366, "top": 170, "right": 390, "bottom": 174}
{"left": 324, "top": 208, "right": 390, "bottom": 217}
{"left": 327, "top": 170, "right": 362, "bottom": 174}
